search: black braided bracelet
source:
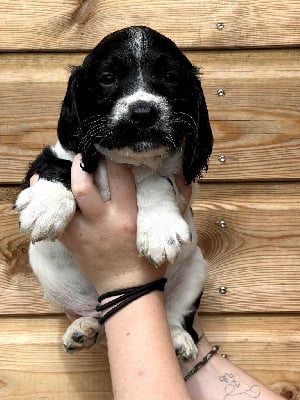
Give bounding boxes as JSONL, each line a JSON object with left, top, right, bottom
{"left": 96, "top": 278, "right": 167, "bottom": 324}
{"left": 184, "top": 345, "right": 219, "bottom": 381}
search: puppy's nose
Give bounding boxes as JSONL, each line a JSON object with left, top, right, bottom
{"left": 129, "top": 101, "right": 158, "bottom": 128}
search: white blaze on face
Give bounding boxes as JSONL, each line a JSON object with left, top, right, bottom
{"left": 110, "top": 89, "right": 170, "bottom": 124}
{"left": 130, "top": 26, "right": 147, "bottom": 63}
{"left": 109, "top": 27, "right": 170, "bottom": 125}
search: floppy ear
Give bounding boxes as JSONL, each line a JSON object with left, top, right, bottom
{"left": 57, "top": 66, "right": 82, "bottom": 153}
{"left": 57, "top": 66, "right": 99, "bottom": 173}
{"left": 182, "top": 84, "right": 213, "bottom": 184}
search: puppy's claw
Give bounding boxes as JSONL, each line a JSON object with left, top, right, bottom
{"left": 176, "top": 233, "right": 187, "bottom": 245}
{"left": 148, "top": 255, "right": 163, "bottom": 268}
{"left": 31, "top": 236, "right": 45, "bottom": 244}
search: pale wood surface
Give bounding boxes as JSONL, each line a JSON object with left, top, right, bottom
{"left": 196, "top": 182, "right": 300, "bottom": 312}
{"left": 0, "top": 0, "right": 299, "bottom": 50}
{"left": 1, "top": 183, "right": 299, "bottom": 315}
{"left": 0, "top": 2, "right": 299, "bottom": 396}
{"left": 0, "top": 314, "right": 299, "bottom": 399}
{"left": 0, "top": 50, "right": 299, "bottom": 183}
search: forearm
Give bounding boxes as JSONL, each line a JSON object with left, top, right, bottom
{"left": 104, "top": 291, "right": 190, "bottom": 400}
{"left": 181, "top": 332, "right": 284, "bottom": 400}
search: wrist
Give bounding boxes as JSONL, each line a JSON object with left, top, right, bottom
{"left": 180, "top": 334, "right": 214, "bottom": 375}
{"left": 96, "top": 278, "right": 167, "bottom": 324}
{"left": 93, "top": 257, "right": 167, "bottom": 294}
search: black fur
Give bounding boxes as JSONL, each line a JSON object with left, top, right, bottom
{"left": 18, "top": 26, "right": 212, "bottom": 350}
{"left": 22, "top": 147, "right": 72, "bottom": 190}
{"left": 183, "top": 291, "right": 203, "bottom": 344}
{"left": 57, "top": 26, "right": 213, "bottom": 182}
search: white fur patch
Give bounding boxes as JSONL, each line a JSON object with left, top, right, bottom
{"left": 95, "top": 144, "right": 168, "bottom": 169}
{"left": 129, "top": 26, "right": 147, "bottom": 61}
{"left": 52, "top": 141, "right": 75, "bottom": 162}
{"left": 110, "top": 89, "right": 170, "bottom": 124}
{"left": 136, "top": 175, "right": 192, "bottom": 266}
{"left": 15, "top": 179, "right": 76, "bottom": 243}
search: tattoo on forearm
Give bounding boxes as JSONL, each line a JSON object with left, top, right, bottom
{"left": 219, "top": 373, "right": 261, "bottom": 399}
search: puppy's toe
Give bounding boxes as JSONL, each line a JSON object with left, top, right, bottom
{"left": 62, "top": 317, "right": 104, "bottom": 353}
{"left": 170, "top": 325, "right": 198, "bottom": 361}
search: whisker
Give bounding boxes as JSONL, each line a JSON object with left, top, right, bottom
{"left": 173, "top": 111, "right": 197, "bottom": 128}
{"left": 172, "top": 118, "right": 196, "bottom": 134}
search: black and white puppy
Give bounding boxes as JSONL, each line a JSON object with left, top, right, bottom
{"left": 15, "top": 26, "right": 213, "bottom": 360}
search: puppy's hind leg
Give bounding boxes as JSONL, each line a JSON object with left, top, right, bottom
{"left": 63, "top": 317, "right": 104, "bottom": 353}
{"left": 165, "top": 246, "right": 206, "bottom": 361}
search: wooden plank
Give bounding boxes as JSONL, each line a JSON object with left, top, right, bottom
{"left": 0, "top": 0, "right": 299, "bottom": 50}
{"left": 1, "top": 183, "right": 300, "bottom": 315}
{"left": 0, "top": 186, "right": 59, "bottom": 315}
{"left": 0, "top": 50, "right": 299, "bottom": 183}
{"left": 200, "top": 314, "right": 300, "bottom": 388}
{"left": 0, "top": 315, "right": 112, "bottom": 400}
{"left": 197, "top": 182, "right": 300, "bottom": 313}
{"left": 0, "top": 314, "right": 299, "bottom": 399}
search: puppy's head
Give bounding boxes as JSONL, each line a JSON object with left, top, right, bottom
{"left": 58, "top": 26, "right": 213, "bottom": 183}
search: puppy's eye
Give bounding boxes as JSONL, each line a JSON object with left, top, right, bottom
{"left": 164, "top": 71, "right": 179, "bottom": 84}
{"left": 99, "top": 72, "right": 116, "bottom": 85}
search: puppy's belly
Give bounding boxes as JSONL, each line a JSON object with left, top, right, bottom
{"left": 29, "top": 241, "right": 99, "bottom": 316}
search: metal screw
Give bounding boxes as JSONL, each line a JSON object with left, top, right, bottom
{"left": 219, "top": 220, "right": 227, "bottom": 228}
{"left": 218, "top": 154, "right": 226, "bottom": 163}
{"left": 217, "top": 89, "right": 225, "bottom": 97}
{"left": 221, "top": 353, "right": 228, "bottom": 358}
{"left": 216, "top": 22, "right": 225, "bottom": 30}
{"left": 219, "top": 286, "right": 227, "bottom": 295}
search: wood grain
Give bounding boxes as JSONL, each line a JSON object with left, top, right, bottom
{"left": 0, "top": 50, "right": 299, "bottom": 183}
{"left": 0, "top": 314, "right": 298, "bottom": 399}
{"left": 1, "top": 183, "right": 299, "bottom": 315}
{"left": 196, "top": 182, "right": 300, "bottom": 312}
{"left": 0, "top": 0, "right": 299, "bottom": 50}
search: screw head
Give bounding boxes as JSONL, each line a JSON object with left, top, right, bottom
{"left": 219, "top": 220, "right": 227, "bottom": 228}
{"left": 219, "top": 286, "right": 227, "bottom": 295}
{"left": 216, "top": 22, "right": 225, "bottom": 30}
{"left": 218, "top": 154, "right": 226, "bottom": 163}
{"left": 217, "top": 89, "right": 225, "bottom": 97}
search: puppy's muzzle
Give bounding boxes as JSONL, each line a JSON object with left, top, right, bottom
{"left": 129, "top": 100, "right": 159, "bottom": 129}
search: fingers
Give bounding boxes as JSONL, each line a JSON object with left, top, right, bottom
{"left": 71, "top": 155, "right": 137, "bottom": 218}
{"left": 71, "top": 154, "right": 105, "bottom": 217}
{"left": 106, "top": 159, "right": 137, "bottom": 214}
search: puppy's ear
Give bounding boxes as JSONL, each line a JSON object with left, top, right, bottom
{"left": 182, "top": 83, "right": 213, "bottom": 184}
{"left": 57, "top": 67, "right": 99, "bottom": 173}
{"left": 57, "top": 66, "right": 82, "bottom": 153}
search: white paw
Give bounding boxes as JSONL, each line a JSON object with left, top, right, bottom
{"left": 170, "top": 325, "right": 198, "bottom": 361}
{"left": 15, "top": 179, "right": 76, "bottom": 243}
{"left": 137, "top": 213, "right": 192, "bottom": 266}
{"left": 62, "top": 317, "right": 104, "bottom": 353}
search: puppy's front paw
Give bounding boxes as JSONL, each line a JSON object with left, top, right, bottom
{"left": 63, "top": 317, "right": 104, "bottom": 353}
{"left": 14, "top": 179, "right": 76, "bottom": 243}
{"left": 137, "top": 214, "right": 192, "bottom": 266}
{"left": 170, "top": 325, "right": 198, "bottom": 361}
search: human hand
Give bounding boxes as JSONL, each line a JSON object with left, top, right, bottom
{"left": 30, "top": 154, "right": 192, "bottom": 294}
{"left": 60, "top": 154, "right": 190, "bottom": 293}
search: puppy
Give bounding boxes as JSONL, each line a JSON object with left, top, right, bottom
{"left": 15, "top": 26, "right": 213, "bottom": 360}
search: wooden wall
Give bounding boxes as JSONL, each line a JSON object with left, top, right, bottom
{"left": 0, "top": 1, "right": 299, "bottom": 399}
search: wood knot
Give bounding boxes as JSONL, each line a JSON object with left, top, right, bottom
{"left": 73, "top": 0, "right": 97, "bottom": 26}
{"left": 269, "top": 382, "right": 298, "bottom": 400}
{"left": 0, "top": 380, "right": 8, "bottom": 389}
